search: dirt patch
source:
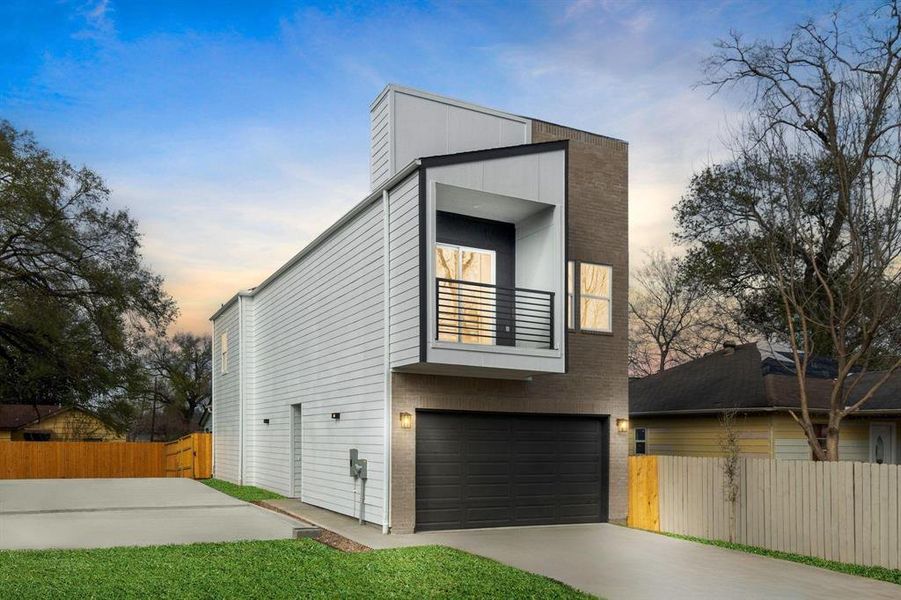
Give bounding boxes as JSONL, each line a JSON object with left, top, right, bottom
{"left": 314, "top": 529, "right": 371, "bottom": 553}
{"left": 254, "top": 500, "right": 371, "bottom": 553}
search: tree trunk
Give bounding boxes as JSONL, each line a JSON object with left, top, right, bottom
{"left": 825, "top": 425, "right": 840, "bottom": 461}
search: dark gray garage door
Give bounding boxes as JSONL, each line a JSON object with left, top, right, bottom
{"left": 415, "top": 411, "right": 608, "bottom": 531}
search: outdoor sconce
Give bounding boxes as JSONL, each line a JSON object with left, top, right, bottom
{"left": 616, "top": 418, "right": 629, "bottom": 433}
{"left": 399, "top": 412, "right": 413, "bottom": 429}
{"left": 263, "top": 419, "right": 270, "bottom": 425}
{"left": 331, "top": 412, "right": 341, "bottom": 421}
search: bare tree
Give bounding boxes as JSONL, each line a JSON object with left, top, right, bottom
{"left": 719, "top": 410, "right": 741, "bottom": 542}
{"left": 141, "top": 333, "right": 212, "bottom": 432}
{"left": 688, "top": 1, "right": 901, "bottom": 459}
{"left": 629, "top": 251, "right": 746, "bottom": 376}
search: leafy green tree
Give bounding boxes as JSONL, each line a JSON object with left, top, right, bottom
{"left": 0, "top": 121, "right": 176, "bottom": 423}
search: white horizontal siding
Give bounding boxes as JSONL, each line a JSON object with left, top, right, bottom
{"left": 212, "top": 302, "right": 241, "bottom": 483}
{"left": 246, "top": 199, "right": 387, "bottom": 525}
{"left": 370, "top": 93, "right": 391, "bottom": 191}
{"left": 387, "top": 173, "right": 420, "bottom": 368}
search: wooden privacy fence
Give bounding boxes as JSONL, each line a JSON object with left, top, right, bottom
{"left": 0, "top": 441, "right": 165, "bottom": 479}
{"left": 164, "top": 433, "right": 212, "bottom": 479}
{"left": 0, "top": 433, "right": 212, "bottom": 480}
{"left": 629, "top": 455, "right": 901, "bottom": 570}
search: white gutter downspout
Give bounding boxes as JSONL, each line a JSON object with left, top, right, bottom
{"left": 238, "top": 294, "right": 246, "bottom": 486}
{"left": 381, "top": 188, "right": 392, "bottom": 534}
{"left": 210, "top": 319, "right": 216, "bottom": 476}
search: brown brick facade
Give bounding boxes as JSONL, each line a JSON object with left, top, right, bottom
{"left": 390, "top": 121, "right": 629, "bottom": 533}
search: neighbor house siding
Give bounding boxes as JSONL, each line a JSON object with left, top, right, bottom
{"left": 370, "top": 92, "right": 392, "bottom": 190}
{"left": 12, "top": 410, "right": 122, "bottom": 441}
{"left": 772, "top": 414, "right": 872, "bottom": 462}
{"left": 630, "top": 415, "right": 773, "bottom": 458}
{"left": 212, "top": 301, "right": 241, "bottom": 483}
{"left": 387, "top": 172, "right": 420, "bottom": 368}
{"left": 247, "top": 199, "right": 387, "bottom": 523}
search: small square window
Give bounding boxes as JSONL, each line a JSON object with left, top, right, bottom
{"left": 634, "top": 427, "right": 647, "bottom": 455}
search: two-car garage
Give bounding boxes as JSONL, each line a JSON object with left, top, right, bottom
{"left": 415, "top": 411, "right": 609, "bottom": 531}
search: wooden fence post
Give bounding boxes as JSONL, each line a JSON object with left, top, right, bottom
{"left": 628, "top": 455, "right": 660, "bottom": 531}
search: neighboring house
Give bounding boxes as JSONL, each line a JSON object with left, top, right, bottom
{"left": 0, "top": 404, "right": 123, "bottom": 442}
{"left": 629, "top": 342, "right": 901, "bottom": 464}
{"left": 210, "top": 85, "right": 629, "bottom": 533}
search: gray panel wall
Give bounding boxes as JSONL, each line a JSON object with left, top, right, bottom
{"left": 388, "top": 173, "right": 420, "bottom": 368}
{"left": 370, "top": 93, "right": 391, "bottom": 190}
{"left": 212, "top": 302, "right": 241, "bottom": 483}
{"left": 247, "top": 200, "right": 387, "bottom": 523}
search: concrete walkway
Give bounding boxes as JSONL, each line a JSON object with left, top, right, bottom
{"left": 0, "top": 478, "right": 300, "bottom": 550}
{"left": 264, "top": 499, "right": 901, "bottom": 600}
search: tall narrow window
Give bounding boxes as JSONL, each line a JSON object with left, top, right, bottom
{"left": 220, "top": 331, "right": 229, "bottom": 374}
{"left": 579, "top": 262, "right": 612, "bottom": 332}
{"left": 634, "top": 428, "right": 647, "bottom": 455}
{"left": 567, "top": 261, "right": 575, "bottom": 330}
{"left": 436, "top": 244, "right": 495, "bottom": 344}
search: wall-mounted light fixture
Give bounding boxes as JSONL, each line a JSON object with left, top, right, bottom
{"left": 263, "top": 418, "right": 270, "bottom": 425}
{"left": 399, "top": 412, "right": 413, "bottom": 429}
{"left": 331, "top": 412, "right": 341, "bottom": 421}
{"left": 616, "top": 418, "right": 629, "bottom": 433}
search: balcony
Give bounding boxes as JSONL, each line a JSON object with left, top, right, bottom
{"left": 436, "top": 278, "right": 555, "bottom": 349}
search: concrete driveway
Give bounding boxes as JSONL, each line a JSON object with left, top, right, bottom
{"left": 0, "top": 478, "right": 299, "bottom": 550}
{"left": 269, "top": 500, "right": 901, "bottom": 600}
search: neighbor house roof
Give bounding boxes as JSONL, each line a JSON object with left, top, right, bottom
{"left": 0, "top": 404, "right": 68, "bottom": 431}
{"left": 845, "top": 370, "right": 901, "bottom": 412}
{"left": 630, "top": 343, "right": 901, "bottom": 416}
{"left": 629, "top": 342, "right": 836, "bottom": 416}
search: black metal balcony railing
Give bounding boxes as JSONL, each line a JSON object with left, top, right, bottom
{"left": 435, "top": 278, "right": 555, "bottom": 349}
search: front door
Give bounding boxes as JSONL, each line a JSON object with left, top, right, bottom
{"left": 869, "top": 423, "right": 896, "bottom": 465}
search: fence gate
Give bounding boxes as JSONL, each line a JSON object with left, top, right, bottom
{"left": 164, "top": 433, "right": 212, "bottom": 479}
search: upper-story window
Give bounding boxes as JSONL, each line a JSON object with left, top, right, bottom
{"left": 220, "top": 331, "right": 229, "bottom": 374}
{"left": 567, "top": 261, "right": 613, "bottom": 333}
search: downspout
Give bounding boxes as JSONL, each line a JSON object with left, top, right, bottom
{"left": 382, "top": 188, "right": 392, "bottom": 534}
{"left": 238, "top": 295, "right": 246, "bottom": 486}
{"left": 210, "top": 319, "right": 216, "bottom": 476}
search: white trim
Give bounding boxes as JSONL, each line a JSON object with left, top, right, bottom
{"left": 237, "top": 296, "right": 245, "bottom": 485}
{"left": 381, "top": 189, "right": 392, "bottom": 533}
{"left": 210, "top": 319, "right": 216, "bottom": 475}
{"left": 431, "top": 340, "right": 561, "bottom": 358}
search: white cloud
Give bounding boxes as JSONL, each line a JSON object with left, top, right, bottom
{"left": 487, "top": 2, "right": 746, "bottom": 263}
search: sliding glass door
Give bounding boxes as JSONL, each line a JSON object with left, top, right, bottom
{"left": 436, "top": 244, "right": 496, "bottom": 344}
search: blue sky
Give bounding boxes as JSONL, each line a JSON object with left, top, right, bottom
{"left": 1, "top": 0, "right": 825, "bottom": 332}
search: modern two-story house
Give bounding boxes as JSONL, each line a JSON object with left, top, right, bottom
{"left": 211, "top": 85, "right": 628, "bottom": 533}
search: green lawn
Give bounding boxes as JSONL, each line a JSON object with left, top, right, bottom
{"left": 199, "top": 478, "right": 284, "bottom": 502}
{"left": 0, "top": 539, "right": 594, "bottom": 599}
{"left": 662, "top": 532, "right": 901, "bottom": 586}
